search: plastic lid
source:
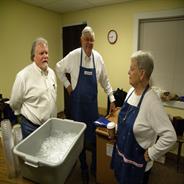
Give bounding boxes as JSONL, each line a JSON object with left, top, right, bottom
{"left": 107, "top": 122, "right": 115, "bottom": 129}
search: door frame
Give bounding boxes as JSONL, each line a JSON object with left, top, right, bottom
{"left": 133, "top": 8, "right": 184, "bottom": 110}
{"left": 133, "top": 8, "right": 184, "bottom": 51}
{"left": 61, "top": 22, "right": 87, "bottom": 118}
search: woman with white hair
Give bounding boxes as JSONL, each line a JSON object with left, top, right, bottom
{"left": 111, "top": 50, "right": 177, "bottom": 184}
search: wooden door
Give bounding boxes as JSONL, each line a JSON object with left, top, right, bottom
{"left": 62, "top": 23, "right": 87, "bottom": 118}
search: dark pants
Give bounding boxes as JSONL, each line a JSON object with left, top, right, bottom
{"left": 143, "top": 169, "right": 151, "bottom": 184}
{"left": 79, "top": 139, "right": 96, "bottom": 174}
{"left": 20, "top": 115, "right": 40, "bottom": 139}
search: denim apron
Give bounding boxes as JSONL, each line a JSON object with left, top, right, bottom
{"left": 111, "top": 86, "right": 149, "bottom": 184}
{"left": 70, "top": 49, "right": 99, "bottom": 171}
{"left": 70, "top": 49, "right": 98, "bottom": 142}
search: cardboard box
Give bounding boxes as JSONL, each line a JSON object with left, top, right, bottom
{"left": 96, "top": 132, "right": 117, "bottom": 184}
{"left": 96, "top": 108, "right": 120, "bottom": 184}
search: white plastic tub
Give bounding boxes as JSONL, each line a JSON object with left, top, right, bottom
{"left": 13, "top": 118, "right": 86, "bottom": 184}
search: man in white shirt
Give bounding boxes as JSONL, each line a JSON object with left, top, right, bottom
{"left": 10, "top": 37, "right": 57, "bottom": 138}
{"left": 56, "top": 26, "right": 115, "bottom": 183}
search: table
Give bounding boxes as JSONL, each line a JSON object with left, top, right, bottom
{"left": 96, "top": 108, "right": 120, "bottom": 184}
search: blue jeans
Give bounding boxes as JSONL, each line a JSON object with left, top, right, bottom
{"left": 20, "top": 115, "right": 40, "bottom": 139}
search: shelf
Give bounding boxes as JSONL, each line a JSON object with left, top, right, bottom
{"left": 163, "top": 101, "right": 184, "bottom": 110}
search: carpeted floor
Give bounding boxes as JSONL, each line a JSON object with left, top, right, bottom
{"left": 65, "top": 152, "right": 184, "bottom": 184}
{"left": 0, "top": 123, "right": 183, "bottom": 184}
{"left": 0, "top": 143, "right": 184, "bottom": 184}
{"left": 148, "top": 153, "right": 184, "bottom": 184}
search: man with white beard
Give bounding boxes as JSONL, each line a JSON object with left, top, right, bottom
{"left": 10, "top": 37, "right": 57, "bottom": 138}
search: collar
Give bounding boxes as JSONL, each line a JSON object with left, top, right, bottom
{"left": 33, "top": 62, "right": 48, "bottom": 76}
{"left": 82, "top": 48, "right": 92, "bottom": 62}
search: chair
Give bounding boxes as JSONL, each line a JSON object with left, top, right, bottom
{"left": 106, "top": 88, "right": 127, "bottom": 115}
{"left": 0, "top": 98, "right": 17, "bottom": 125}
{"left": 177, "top": 135, "right": 184, "bottom": 171}
{"left": 172, "top": 116, "right": 184, "bottom": 171}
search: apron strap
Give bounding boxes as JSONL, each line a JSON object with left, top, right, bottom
{"left": 80, "top": 48, "right": 95, "bottom": 68}
{"left": 125, "top": 85, "right": 149, "bottom": 106}
{"left": 137, "top": 85, "right": 149, "bottom": 108}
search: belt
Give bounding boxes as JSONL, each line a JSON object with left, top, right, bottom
{"left": 20, "top": 114, "right": 40, "bottom": 128}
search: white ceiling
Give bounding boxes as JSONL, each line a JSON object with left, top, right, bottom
{"left": 19, "top": 0, "right": 132, "bottom": 13}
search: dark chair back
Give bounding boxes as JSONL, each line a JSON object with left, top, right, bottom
{"left": 172, "top": 116, "right": 184, "bottom": 136}
{"left": 107, "top": 88, "right": 127, "bottom": 115}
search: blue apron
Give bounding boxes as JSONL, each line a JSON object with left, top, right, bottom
{"left": 70, "top": 48, "right": 99, "bottom": 145}
{"left": 111, "top": 86, "right": 149, "bottom": 184}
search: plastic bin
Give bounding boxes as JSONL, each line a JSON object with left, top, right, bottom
{"left": 13, "top": 118, "right": 86, "bottom": 184}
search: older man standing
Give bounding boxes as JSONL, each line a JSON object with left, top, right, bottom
{"left": 56, "top": 26, "right": 115, "bottom": 183}
{"left": 10, "top": 37, "right": 57, "bottom": 138}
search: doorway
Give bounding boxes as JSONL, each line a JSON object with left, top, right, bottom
{"left": 62, "top": 23, "right": 87, "bottom": 118}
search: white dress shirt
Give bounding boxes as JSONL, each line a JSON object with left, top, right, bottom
{"left": 10, "top": 62, "right": 57, "bottom": 125}
{"left": 55, "top": 48, "right": 115, "bottom": 103}
{"left": 126, "top": 87, "right": 177, "bottom": 171}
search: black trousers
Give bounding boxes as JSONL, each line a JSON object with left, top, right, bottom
{"left": 143, "top": 169, "right": 152, "bottom": 184}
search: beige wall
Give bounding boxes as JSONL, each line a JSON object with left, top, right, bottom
{"left": 0, "top": 0, "right": 184, "bottom": 117}
{"left": 60, "top": 0, "right": 184, "bottom": 117}
{"left": 0, "top": 0, "right": 63, "bottom": 111}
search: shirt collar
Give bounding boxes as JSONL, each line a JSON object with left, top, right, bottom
{"left": 33, "top": 62, "right": 48, "bottom": 76}
{"left": 82, "top": 48, "right": 92, "bottom": 62}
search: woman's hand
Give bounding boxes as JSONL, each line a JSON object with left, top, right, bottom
{"left": 144, "top": 149, "right": 151, "bottom": 162}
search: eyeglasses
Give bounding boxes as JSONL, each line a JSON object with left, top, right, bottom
{"left": 83, "top": 37, "right": 94, "bottom": 43}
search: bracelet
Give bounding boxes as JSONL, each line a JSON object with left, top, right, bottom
{"left": 145, "top": 150, "right": 151, "bottom": 162}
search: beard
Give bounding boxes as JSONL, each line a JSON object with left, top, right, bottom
{"left": 42, "top": 61, "right": 48, "bottom": 71}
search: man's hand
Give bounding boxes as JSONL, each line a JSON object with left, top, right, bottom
{"left": 109, "top": 102, "right": 116, "bottom": 115}
{"left": 66, "top": 85, "right": 73, "bottom": 96}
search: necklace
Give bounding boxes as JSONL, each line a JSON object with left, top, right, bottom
{"left": 122, "top": 105, "right": 133, "bottom": 125}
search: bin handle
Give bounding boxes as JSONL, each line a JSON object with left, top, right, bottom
{"left": 25, "top": 161, "right": 38, "bottom": 168}
{"left": 63, "top": 118, "right": 74, "bottom": 122}
{"left": 24, "top": 155, "right": 39, "bottom": 168}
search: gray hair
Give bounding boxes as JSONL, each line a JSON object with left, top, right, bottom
{"left": 31, "top": 37, "right": 48, "bottom": 61}
{"left": 81, "top": 26, "right": 95, "bottom": 39}
{"left": 131, "top": 50, "right": 154, "bottom": 79}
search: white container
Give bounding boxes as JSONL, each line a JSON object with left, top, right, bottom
{"left": 13, "top": 118, "right": 86, "bottom": 184}
{"left": 12, "top": 124, "right": 22, "bottom": 175}
{"left": 1, "top": 119, "right": 17, "bottom": 178}
{"left": 107, "top": 122, "right": 115, "bottom": 139}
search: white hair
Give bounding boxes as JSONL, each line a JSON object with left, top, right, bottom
{"left": 131, "top": 50, "right": 154, "bottom": 78}
{"left": 31, "top": 37, "right": 48, "bottom": 61}
{"left": 81, "top": 26, "right": 95, "bottom": 39}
